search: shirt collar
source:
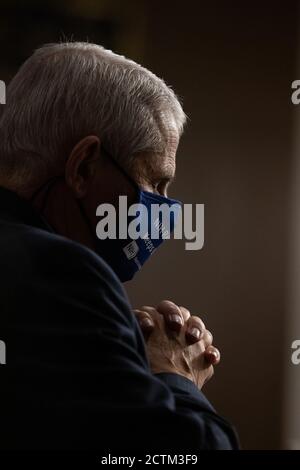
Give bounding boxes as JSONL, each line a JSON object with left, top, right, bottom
{"left": 0, "top": 186, "right": 54, "bottom": 232}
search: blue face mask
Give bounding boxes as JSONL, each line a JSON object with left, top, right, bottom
{"left": 94, "top": 151, "right": 182, "bottom": 282}
{"left": 30, "top": 150, "right": 182, "bottom": 283}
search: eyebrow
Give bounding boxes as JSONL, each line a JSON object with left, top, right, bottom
{"left": 151, "top": 162, "right": 176, "bottom": 183}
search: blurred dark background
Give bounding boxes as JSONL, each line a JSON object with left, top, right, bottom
{"left": 1, "top": 0, "right": 299, "bottom": 450}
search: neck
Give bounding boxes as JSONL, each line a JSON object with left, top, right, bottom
{"left": 29, "top": 178, "right": 96, "bottom": 250}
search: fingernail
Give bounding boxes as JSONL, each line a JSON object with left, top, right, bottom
{"left": 140, "top": 318, "right": 153, "bottom": 329}
{"left": 169, "top": 314, "right": 183, "bottom": 325}
{"left": 188, "top": 327, "right": 201, "bottom": 339}
{"left": 206, "top": 352, "right": 219, "bottom": 363}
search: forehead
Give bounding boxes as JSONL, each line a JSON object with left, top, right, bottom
{"left": 133, "top": 123, "right": 179, "bottom": 180}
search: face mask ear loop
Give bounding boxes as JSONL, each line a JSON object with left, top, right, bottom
{"left": 101, "top": 147, "right": 140, "bottom": 194}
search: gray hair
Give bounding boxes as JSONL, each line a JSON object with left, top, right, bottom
{"left": 0, "top": 42, "right": 186, "bottom": 190}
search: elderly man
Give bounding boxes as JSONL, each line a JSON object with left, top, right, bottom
{"left": 0, "top": 42, "right": 238, "bottom": 450}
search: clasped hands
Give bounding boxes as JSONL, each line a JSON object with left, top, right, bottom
{"left": 134, "top": 300, "right": 220, "bottom": 390}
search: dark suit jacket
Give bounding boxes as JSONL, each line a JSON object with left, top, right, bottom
{"left": 0, "top": 186, "right": 238, "bottom": 451}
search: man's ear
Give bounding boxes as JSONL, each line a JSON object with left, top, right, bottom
{"left": 65, "top": 135, "right": 100, "bottom": 198}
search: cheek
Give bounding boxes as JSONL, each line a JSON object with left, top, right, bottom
{"left": 85, "top": 167, "right": 138, "bottom": 227}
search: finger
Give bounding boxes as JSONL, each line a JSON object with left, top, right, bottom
{"left": 178, "top": 306, "right": 191, "bottom": 322}
{"left": 133, "top": 309, "right": 155, "bottom": 339}
{"left": 202, "top": 329, "right": 213, "bottom": 347}
{"left": 156, "top": 300, "right": 184, "bottom": 333}
{"left": 185, "top": 315, "right": 206, "bottom": 344}
{"left": 204, "top": 346, "right": 220, "bottom": 365}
